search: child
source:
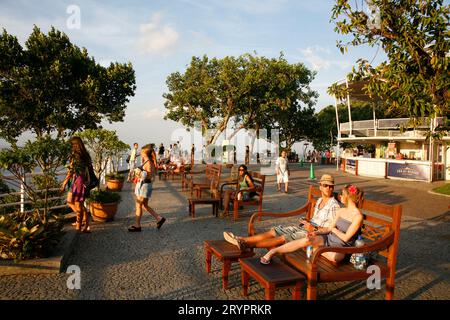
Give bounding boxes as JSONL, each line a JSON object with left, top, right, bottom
{"left": 276, "top": 150, "right": 290, "bottom": 193}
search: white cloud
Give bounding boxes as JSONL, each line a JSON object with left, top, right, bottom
{"left": 300, "top": 46, "right": 352, "bottom": 71}
{"left": 142, "top": 108, "right": 165, "bottom": 120}
{"left": 137, "top": 12, "right": 180, "bottom": 55}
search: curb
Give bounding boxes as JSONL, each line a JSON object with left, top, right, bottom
{"left": 0, "top": 226, "right": 78, "bottom": 276}
{"left": 428, "top": 190, "right": 450, "bottom": 198}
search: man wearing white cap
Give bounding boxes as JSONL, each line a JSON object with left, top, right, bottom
{"left": 224, "top": 174, "right": 341, "bottom": 251}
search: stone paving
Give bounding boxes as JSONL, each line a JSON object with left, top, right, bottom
{"left": 0, "top": 164, "right": 449, "bottom": 300}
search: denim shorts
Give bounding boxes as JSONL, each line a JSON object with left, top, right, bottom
{"left": 135, "top": 181, "right": 153, "bottom": 198}
{"left": 273, "top": 225, "right": 308, "bottom": 242}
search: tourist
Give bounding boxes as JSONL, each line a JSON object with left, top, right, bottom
{"left": 221, "top": 165, "right": 255, "bottom": 217}
{"left": 127, "top": 143, "right": 139, "bottom": 182}
{"left": 128, "top": 145, "right": 166, "bottom": 232}
{"left": 60, "top": 136, "right": 93, "bottom": 233}
{"left": 276, "top": 150, "right": 290, "bottom": 193}
{"left": 259, "top": 184, "right": 364, "bottom": 264}
{"left": 245, "top": 146, "right": 250, "bottom": 165}
{"left": 224, "top": 174, "right": 340, "bottom": 251}
{"left": 158, "top": 143, "right": 165, "bottom": 160}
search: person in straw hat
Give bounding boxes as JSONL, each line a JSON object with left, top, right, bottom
{"left": 224, "top": 174, "right": 341, "bottom": 251}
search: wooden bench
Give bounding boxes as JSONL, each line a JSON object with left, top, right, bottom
{"left": 188, "top": 176, "right": 221, "bottom": 218}
{"left": 239, "top": 256, "right": 305, "bottom": 300}
{"left": 204, "top": 240, "right": 255, "bottom": 289}
{"left": 247, "top": 185, "right": 402, "bottom": 300}
{"left": 190, "top": 164, "right": 222, "bottom": 197}
{"left": 221, "top": 171, "right": 265, "bottom": 221}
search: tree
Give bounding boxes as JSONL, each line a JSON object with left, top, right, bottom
{"left": 0, "top": 26, "right": 136, "bottom": 143}
{"left": 277, "top": 104, "right": 317, "bottom": 152}
{"left": 0, "top": 136, "right": 71, "bottom": 217}
{"left": 163, "top": 53, "right": 317, "bottom": 147}
{"left": 76, "top": 129, "right": 128, "bottom": 182}
{"left": 330, "top": 0, "right": 449, "bottom": 118}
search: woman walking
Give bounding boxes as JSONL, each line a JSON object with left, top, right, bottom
{"left": 128, "top": 144, "right": 166, "bottom": 232}
{"left": 60, "top": 136, "right": 93, "bottom": 233}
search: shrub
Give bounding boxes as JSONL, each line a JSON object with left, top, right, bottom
{"left": 0, "top": 210, "right": 65, "bottom": 260}
{"left": 88, "top": 189, "right": 121, "bottom": 204}
{"left": 105, "top": 172, "right": 125, "bottom": 181}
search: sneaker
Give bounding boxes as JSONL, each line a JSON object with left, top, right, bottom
{"left": 223, "top": 231, "right": 239, "bottom": 247}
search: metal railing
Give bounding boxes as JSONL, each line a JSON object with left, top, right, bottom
{"left": 340, "top": 117, "right": 446, "bottom": 135}
{"left": 0, "top": 156, "right": 128, "bottom": 214}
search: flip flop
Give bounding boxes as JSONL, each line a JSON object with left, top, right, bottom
{"left": 260, "top": 256, "right": 271, "bottom": 265}
{"left": 156, "top": 217, "right": 166, "bottom": 229}
{"left": 128, "top": 226, "right": 141, "bottom": 232}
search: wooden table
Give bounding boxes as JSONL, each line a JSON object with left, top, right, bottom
{"left": 239, "top": 256, "right": 305, "bottom": 300}
{"left": 204, "top": 240, "right": 255, "bottom": 289}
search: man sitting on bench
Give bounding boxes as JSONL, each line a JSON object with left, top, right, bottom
{"left": 223, "top": 174, "right": 341, "bottom": 251}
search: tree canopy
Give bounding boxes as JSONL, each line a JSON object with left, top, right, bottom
{"left": 329, "top": 0, "right": 449, "bottom": 118}
{"left": 0, "top": 26, "right": 136, "bottom": 143}
{"left": 163, "top": 53, "right": 317, "bottom": 147}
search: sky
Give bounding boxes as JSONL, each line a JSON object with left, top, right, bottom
{"left": 0, "top": 0, "right": 388, "bottom": 153}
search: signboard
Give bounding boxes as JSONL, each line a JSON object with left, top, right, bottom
{"left": 387, "top": 162, "right": 430, "bottom": 181}
{"left": 387, "top": 142, "right": 397, "bottom": 158}
{"left": 346, "top": 159, "right": 356, "bottom": 174}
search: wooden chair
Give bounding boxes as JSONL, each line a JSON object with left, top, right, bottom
{"left": 191, "top": 164, "right": 222, "bottom": 197}
{"left": 247, "top": 185, "right": 403, "bottom": 300}
{"left": 224, "top": 171, "right": 265, "bottom": 221}
{"left": 188, "top": 175, "right": 221, "bottom": 218}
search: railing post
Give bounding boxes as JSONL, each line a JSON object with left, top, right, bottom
{"left": 20, "top": 176, "right": 25, "bottom": 214}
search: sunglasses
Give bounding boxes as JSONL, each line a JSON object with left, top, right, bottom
{"left": 320, "top": 184, "right": 334, "bottom": 188}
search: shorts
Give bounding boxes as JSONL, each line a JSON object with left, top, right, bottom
{"left": 135, "top": 181, "right": 153, "bottom": 198}
{"left": 277, "top": 171, "right": 289, "bottom": 183}
{"left": 273, "top": 225, "right": 308, "bottom": 242}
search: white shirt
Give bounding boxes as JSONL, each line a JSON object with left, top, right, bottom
{"left": 310, "top": 197, "right": 341, "bottom": 228}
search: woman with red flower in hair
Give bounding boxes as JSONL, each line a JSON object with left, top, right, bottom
{"left": 260, "top": 184, "right": 364, "bottom": 264}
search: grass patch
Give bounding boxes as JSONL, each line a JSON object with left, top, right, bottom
{"left": 432, "top": 184, "right": 450, "bottom": 195}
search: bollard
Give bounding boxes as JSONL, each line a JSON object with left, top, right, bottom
{"left": 308, "top": 163, "right": 316, "bottom": 180}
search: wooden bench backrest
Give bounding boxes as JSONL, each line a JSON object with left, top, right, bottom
{"left": 249, "top": 171, "right": 266, "bottom": 195}
{"left": 307, "top": 185, "right": 402, "bottom": 259}
{"left": 205, "top": 164, "right": 222, "bottom": 179}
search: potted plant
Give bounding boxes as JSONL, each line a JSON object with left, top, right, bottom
{"left": 87, "top": 189, "right": 122, "bottom": 222}
{"left": 105, "top": 172, "right": 125, "bottom": 191}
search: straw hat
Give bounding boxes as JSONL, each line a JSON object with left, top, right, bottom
{"left": 320, "top": 174, "right": 335, "bottom": 186}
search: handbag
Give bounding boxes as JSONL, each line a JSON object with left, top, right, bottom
{"left": 86, "top": 163, "right": 99, "bottom": 191}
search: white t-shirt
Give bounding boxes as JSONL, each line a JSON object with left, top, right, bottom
{"left": 275, "top": 157, "right": 288, "bottom": 173}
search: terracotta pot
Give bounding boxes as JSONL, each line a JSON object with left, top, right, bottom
{"left": 90, "top": 202, "right": 118, "bottom": 222}
{"left": 106, "top": 179, "right": 124, "bottom": 191}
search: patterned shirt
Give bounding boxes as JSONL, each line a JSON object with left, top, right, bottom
{"left": 310, "top": 197, "right": 341, "bottom": 228}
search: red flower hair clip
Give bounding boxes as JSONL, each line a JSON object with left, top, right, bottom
{"left": 348, "top": 185, "right": 358, "bottom": 195}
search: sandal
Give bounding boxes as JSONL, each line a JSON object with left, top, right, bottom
{"left": 81, "top": 227, "right": 91, "bottom": 234}
{"left": 260, "top": 256, "right": 271, "bottom": 265}
{"left": 128, "top": 226, "right": 142, "bottom": 232}
{"left": 156, "top": 217, "right": 166, "bottom": 230}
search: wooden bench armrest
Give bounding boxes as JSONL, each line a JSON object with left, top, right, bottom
{"left": 248, "top": 203, "right": 310, "bottom": 236}
{"left": 220, "top": 182, "right": 238, "bottom": 193}
{"left": 309, "top": 230, "right": 396, "bottom": 266}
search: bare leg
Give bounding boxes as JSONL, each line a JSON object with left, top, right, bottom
{"left": 134, "top": 197, "right": 144, "bottom": 228}
{"left": 239, "top": 229, "right": 286, "bottom": 249}
{"left": 285, "top": 182, "right": 289, "bottom": 193}
{"left": 262, "top": 236, "right": 323, "bottom": 262}
{"left": 142, "top": 198, "right": 163, "bottom": 222}
{"left": 222, "top": 190, "right": 234, "bottom": 215}
{"left": 277, "top": 181, "right": 281, "bottom": 191}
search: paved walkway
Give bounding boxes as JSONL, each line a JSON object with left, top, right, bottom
{"left": 0, "top": 164, "right": 449, "bottom": 300}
